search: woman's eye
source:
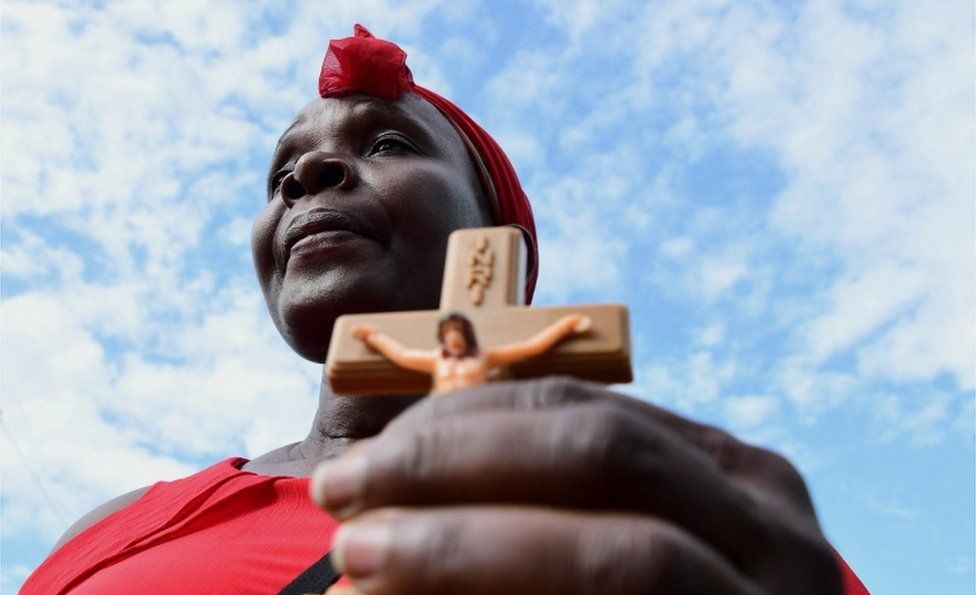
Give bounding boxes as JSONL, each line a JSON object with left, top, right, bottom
{"left": 369, "top": 135, "right": 415, "bottom": 155}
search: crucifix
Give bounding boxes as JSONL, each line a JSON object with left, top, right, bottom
{"left": 325, "top": 226, "right": 632, "bottom": 395}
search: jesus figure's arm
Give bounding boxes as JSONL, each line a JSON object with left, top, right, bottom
{"left": 352, "top": 325, "right": 437, "bottom": 374}
{"left": 485, "top": 314, "right": 592, "bottom": 368}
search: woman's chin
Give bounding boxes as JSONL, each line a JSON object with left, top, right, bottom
{"left": 268, "top": 260, "right": 445, "bottom": 363}
{"left": 280, "top": 321, "right": 335, "bottom": 363}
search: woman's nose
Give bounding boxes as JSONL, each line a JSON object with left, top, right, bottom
{"left": 281, "top": 151, "right": 358, "bottom": 207}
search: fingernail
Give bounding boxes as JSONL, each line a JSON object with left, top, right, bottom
{"left": 311, "top": 453, "right": 367, "bottom": 515}
{"left": 332, "top": 520, "right": 392, "bottom": 580}
{"left": 325, "top": 586, "right": 366, "bottom": 595}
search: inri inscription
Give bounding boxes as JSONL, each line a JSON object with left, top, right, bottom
{"left": 467, "top": 234, "right": 494, "bottom": 306}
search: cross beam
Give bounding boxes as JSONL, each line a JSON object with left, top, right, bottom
{"left": 326, "top": 227, "right": 632, "bottom": 395}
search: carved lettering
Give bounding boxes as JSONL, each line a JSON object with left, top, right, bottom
{"left": 467, "top": 234, "right": 494, "bottom": 306}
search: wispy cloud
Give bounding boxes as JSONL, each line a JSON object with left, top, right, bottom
{"left": 497, "top": 0, "right": 974, "bottom": 434}
{"left": 0, "top": 0, "right": 455, "bottom": 557}
{"left": 2, "top": 1, "right": 973, "bottom": 593}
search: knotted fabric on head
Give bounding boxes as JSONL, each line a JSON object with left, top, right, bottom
{"left": 319, "top": 24, "right": 539, "bottom": 303}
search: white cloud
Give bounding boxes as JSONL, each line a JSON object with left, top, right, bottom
{"left": 2, "top": 2, "right": 973, "bottom": 591}
{"left": 493, "top": 129, "right": 546, "bottom": 173}
{"left": 524, "top": 0, "right": 973, "bottom": 431}
{"left": 803, "top": 263, "right": 928, "bottom": 364}
{"left": 694, "top": 321, "right": 725, "bottom": 348}
{"left": 660, "top": 236, "right": 694, "bottom": 259}
{"left": 218, "top": 216, "right": 257, "bottom": 247}
{"left": 951, "top": 398, "right": 975, "bottom": 437}
{"left": 861, "top": 491, "right": 920, "bottom": 520}
{"left": 634, "top": 349, "right": 735, "bottom": 411}
{"left": 698, "top": 258, "right": 747, "bottom": 302}
{"left": 724, "top": 393, "right": 779, "bottom": 428}
{"left": 949, "top": 555, "right": 971, "bottom": 575}
{"left": 0, "top": 230, "right": 85, "bottom": 285}
{"left": 0, "top": 284, "right": 321, "bottom": 542}
{"left": 774, "top": 357, "right": 859, "bottom": 418}
{"left": 1, "top": 0, "right": 457, "bottom": 549}
{"left": 1, "top": 293, "right": 195, "bottom": 540}
{"left": 870, "top": 390, "right": 957, "bottom": 447}
{"left": 715, "top": 0, "right": 975, "bottom": 393}
{"left": 0, "top": 564, "right": 33, "bottom": 593}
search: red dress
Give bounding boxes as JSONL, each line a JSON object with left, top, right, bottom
{"left": 21, "top": 458, "right": 340, "bottom": 594}
{"left": 22, "top": 457, "right": 868, "bottom": 594}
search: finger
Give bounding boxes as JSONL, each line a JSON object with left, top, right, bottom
{"left": 388, "top": 377, "right": 812, "bottom": 504}
{"left": 353, "top": 325, "right": 375, "bottom": 339}
{"left": 331, "top": 507, "right": 761, "bottom": 595}
{"left": 389, "top": 377, "right": 720, "bottom": 449}
{"left": 312, "top": 404, "right": 773, "bottom": 569}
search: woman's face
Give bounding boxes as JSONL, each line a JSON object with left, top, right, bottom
{"left": 253, "top": 94, "right": 492, "bottom": 362}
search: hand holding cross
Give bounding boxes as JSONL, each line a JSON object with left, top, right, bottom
{"left": 315, "top": 227, "right": 848, "bottom": 595}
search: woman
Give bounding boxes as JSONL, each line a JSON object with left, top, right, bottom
{"left": 23, "top": 27, "right": 867, "bottom": 595}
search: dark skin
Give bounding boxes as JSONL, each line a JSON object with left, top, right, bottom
{"left": 54, "top": 94, "right": 844, "bottom": 594}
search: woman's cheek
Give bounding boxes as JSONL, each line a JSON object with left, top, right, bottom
{"left": 251, "top": 201, "right": 286, "bottom": 291}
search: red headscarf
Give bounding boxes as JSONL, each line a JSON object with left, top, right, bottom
{"left": 318, "top": 25, "right": 539, "bottom": 303}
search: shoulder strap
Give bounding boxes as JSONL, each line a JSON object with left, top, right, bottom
{"left": 278, "top": 552, "right": 341, "bottom": 595}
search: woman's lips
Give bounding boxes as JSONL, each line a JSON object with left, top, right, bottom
{"left": 289, "top": 229, "right": 360, "bottom": 254}
{"left": 281, "top": 208, "right": 378, "bottom": 262}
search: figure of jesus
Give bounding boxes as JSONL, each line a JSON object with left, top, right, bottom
{"left": 353, "top": 312, "right": 592, "bottom": 395}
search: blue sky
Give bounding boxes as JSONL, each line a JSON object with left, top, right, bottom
{"left": 1, "top": 1, "right": 973, "bottom": 593}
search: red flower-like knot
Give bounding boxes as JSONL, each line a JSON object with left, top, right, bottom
{"left": 318, "top": 24, "right": 415, "bottom": 101}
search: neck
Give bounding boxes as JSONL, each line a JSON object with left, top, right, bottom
{"left": 242, "top": 378, "right": 423, "bottom": 477}
{"left": 301, "top": 381, "right": 424, "bottom": 457}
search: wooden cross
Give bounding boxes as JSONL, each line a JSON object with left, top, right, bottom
{"left": 326, "top": 226, "right": 632, "bottom": 395}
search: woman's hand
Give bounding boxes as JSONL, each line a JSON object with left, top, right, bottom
{"left": 311, "top": 377, "right": 843, "bottom": 594}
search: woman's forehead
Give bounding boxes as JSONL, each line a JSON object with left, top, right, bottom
{"left": 278, "top": 93, "right": 465, "bottom": 155}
